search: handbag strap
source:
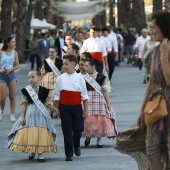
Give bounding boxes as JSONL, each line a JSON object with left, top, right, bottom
{"left": 150, "top": 87, "right": 162, "bottom": 100}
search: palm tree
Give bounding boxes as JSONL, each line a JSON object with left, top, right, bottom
{"left": 153, "top": 0, "right": 162, "bottom": 11}
{"left": 101, "top": 10, "right": 106, "bottom": 26}
{"left": 132, "top": 0, "right": 146, "bottom": 33}
{"left": 34, "top": 0, "right": 43, "bottom": 20}
{"left": 109, "top": 0, "right": 115, "bottom": 27}
{"left": 117, "top": 0, "right": 122, "bottom": 27}
{"left": 24, "top": 0, "right": 34, "bottom": 43}
{"left": 16, "top": 0, "right": 27, "bottom": 63}
{"left": 43, "top": 0, "right": 51, "bottom": 22}
{"left": 124, "top": 0, "right": 132, "bottom": 29}
{"left": 165, "top": 0, "right": 170, "bottom": 11}
{"left": 0, "top": 0, "right": 13, "bottom": 38}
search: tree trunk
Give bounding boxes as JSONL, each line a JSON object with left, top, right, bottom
{"left": 16, "top": 0, "right": 27, "bottom": 63}
{"left": 0, "top": 0, "right": 12, "bottom": 39}
{"left": 24, "top": 0, "right": 33, "bottom": 42}
{"left": 109, "top": 0, "right": 115, "bottom": 28}
{"left": 117, "top": 0, "right": 122, "bottom": 27}
{"left": 165, "top": 0, "right": 170, "bottom": 11}
{"left": 34, "top": 0, "right": 43, "bottom": 20}
{"left": 101, "top": 10, "right": 106, "bottom": 26}
{"left": 124, "top": 0, "right": 132, "bottom": 29}
{"left": 153, "top": 0, "right": 162, "bottom": 12}
{"left": 132, "top": 0, "right": 146, "bottom": 34}
{"left": 92, "top": 15, "right": 98, "bottom": 26}
{"left": 43, "top": 0, "right": 51, "bottom": 22}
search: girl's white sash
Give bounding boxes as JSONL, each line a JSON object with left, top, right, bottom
{"left": 80, "top": 73, "right": 103, "bottom": 96}
{"left": 25, "top": 85, "right": 50, "bottom": 120}
{"left": 46, "top": 58, "right": 61, "bottom": 77}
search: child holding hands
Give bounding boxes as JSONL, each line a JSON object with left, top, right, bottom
{"left": 82, "top": 58, "right": 117, "bottom": 148}
{"left": 7, "top": 70, "right": 59, "bottom": 162}
{"left": 54, "top": 55, "right": 88, "bottom": 161}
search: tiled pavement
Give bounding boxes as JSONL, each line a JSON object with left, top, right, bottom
{"left": 0, "top": 61, "right": 147, "bottom": 170}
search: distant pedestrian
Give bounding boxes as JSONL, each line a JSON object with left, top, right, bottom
{"left": 38, "top": 33, "right": 51, "bottom": 67}
{"left": 7, "top": 70, "right": 59, "bottom": 162}
{"left": 61, "top": 35, "right": 73, "bottom": 57}
{"left": 54, "top": 31, "right": 65, "bottom": 59}
{"left": 141, "top": 34, "right": 159, "bottom": 84}
{"left": 0, "top": 36, "right": 19, "bottom": 122}
{"left": 134, "top": 29, "right": 150, "bottom": 70}
{"left": 102, "top": 27, "right": 118, "bottom": 80}
{"left": 81, "top": 26, "right": 107, "bottom": 74}
{"left": 29, "top": 34, "right": 41, "bottom": 70}
{"left": 124, "top": 29, "right": 136, "bottom": 64}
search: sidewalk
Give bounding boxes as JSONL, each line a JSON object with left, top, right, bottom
{"left": 0, "top": 61, "right": 147, "bottom": 170}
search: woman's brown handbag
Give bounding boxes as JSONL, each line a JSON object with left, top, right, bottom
{"left": 144, "top": 95, "right": 168, "bottom": 125}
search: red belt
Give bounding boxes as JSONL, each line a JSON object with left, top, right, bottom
{"left": 60, "top": 90, "right": 81, "bottom": 105}
{"left": 90, "top": 52, "right": 103, "bottom": 62}
{"left": 108, "top": 48, "right": 114, "bottom": 55}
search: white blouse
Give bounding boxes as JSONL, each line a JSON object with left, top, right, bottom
{"left": 54, "top": 72, "right": 88, "bottom": 101}
{"left": 80, "top": 37, "right": 107, "bottom": 57}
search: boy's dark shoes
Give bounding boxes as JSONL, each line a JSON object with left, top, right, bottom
{"left": 28, "top": 153, "right": 35, "bottom": 160}
{"left": 74, "top": 147, "right": 81, "bottom": 156}
{"left": 65, "top": 156, "right": 72, "bottom": 161}
{"left": 84, "top": 140, "right": 90, "bottom": 146}
{"left": 38, "top": 158, "right": 46, "bottom": 162}
{"left": 97, "top": 144, "right": 103, "bottom": 148}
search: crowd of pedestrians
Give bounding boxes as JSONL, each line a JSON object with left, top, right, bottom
{"left": 0, "top": 10, "right": 170, "bottom": 170}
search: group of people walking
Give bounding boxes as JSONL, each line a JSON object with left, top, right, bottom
{"left": 0, "top": 24, "right": 118, "bottom": 162}
{"left": 1, "top": 10, "right": 170, "bottom": 169}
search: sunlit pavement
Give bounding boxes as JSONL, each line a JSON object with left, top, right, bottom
{"left": 0, "top": 60, "right": 147, "bottom": 170}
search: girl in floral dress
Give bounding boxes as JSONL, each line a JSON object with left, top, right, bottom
{"left": 82, "top": 58, "right": 117, "bottom": 148}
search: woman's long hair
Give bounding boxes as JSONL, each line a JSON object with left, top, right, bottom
{"left": 1, "top": 36, "right": 14, "bottom": 51}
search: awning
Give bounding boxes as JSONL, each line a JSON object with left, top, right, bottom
{"left": 55, "top": 0, "right": 108, "bottom": 20}
{"left": 31, "top": 18, "right": 56, "bottom": 30}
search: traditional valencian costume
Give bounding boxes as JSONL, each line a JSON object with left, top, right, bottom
{"left": 82, "top": 72, "right": 117, "bottom": 141}
{"left": 41, "top": 57, "right": 62, "bottom": 103}
{"left": 7, "top": 85, "right": 57, "bottom": 154}
{"left": 54, "top": 71, "right": 88, "bottom": 160}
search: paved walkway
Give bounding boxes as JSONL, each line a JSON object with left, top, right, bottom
{"left": 0, "top": 61, "right": 147, "bottom": 170}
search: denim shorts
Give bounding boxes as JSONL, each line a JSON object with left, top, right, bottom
{"left": 0, "top": 71, "right": 17, "bottom": 83}
{"left": 125, "top": 45, "right": 134, "bottom": 55}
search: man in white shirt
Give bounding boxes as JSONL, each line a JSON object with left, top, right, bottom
{"left": 96, "top": 28, "right": 112, "bottom": 72}
{"left": 135, "top": 28, "right": 150, "bottom": 70}
{"left": 80, "top": 26, "right": 107, "bottom": 74}
{"left": 102, "top": 27, "right": 118, "bottom": 80}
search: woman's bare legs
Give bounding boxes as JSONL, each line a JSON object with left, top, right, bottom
{"left": 0, "top": 83, "right": 7, "bottom": 120}
{"left": 8, "top": 81, "right": 16, "bottom": 122}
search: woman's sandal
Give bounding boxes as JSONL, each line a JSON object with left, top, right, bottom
{"left": 29, "top": 153, "right": 35, "bottom": 160}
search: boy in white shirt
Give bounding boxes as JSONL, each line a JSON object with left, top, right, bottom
{"left": 54, "top": 55, "right": 88, "bottom": 161}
